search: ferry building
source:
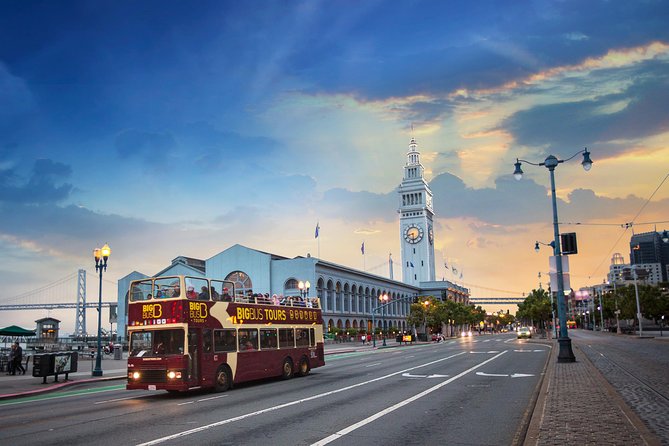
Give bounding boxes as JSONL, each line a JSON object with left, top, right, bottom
{"left": 116, "top": 138, "right": 469, "bottom": 342}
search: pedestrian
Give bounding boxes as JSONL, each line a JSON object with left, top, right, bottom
{"left": 13, "top": 342, "right": 25, "bottom": 375}
{"left": 7, "top": 343, "right": 15, "bottom": 375}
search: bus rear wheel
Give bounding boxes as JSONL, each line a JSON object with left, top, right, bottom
{"left": 214, "top": 366, "right": 231, "bottom": 392}
{"left": 297, "top": 356, "right": 310, "bottom": 377}
{"left": 281, "top": 358, "right": 294, "bottom": 380}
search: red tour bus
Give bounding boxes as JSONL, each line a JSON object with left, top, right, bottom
{"left": 126, "top": 275, "right": 325, "bottom": 393}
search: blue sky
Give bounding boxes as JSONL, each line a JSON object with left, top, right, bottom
{"left": 1, "top": 0, "right": 668, "bottom": 332}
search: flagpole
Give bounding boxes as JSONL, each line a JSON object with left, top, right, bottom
{"left": 315, "top": 221, "right": 321, "bottom": 259}
{"left": 362, "top": 241, "right": 366, "bottom": 271}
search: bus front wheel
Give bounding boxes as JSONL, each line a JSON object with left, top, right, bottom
{"left": 281, "top": 358, "right": 294, "bottom": 380}
{"left": 297, "top": 356, "right": 310, "bottom": 377}
{"left": 214, "top": 366, "right": 232, "bottom": 392}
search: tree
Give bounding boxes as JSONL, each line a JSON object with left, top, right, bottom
{"left": 516, "top": 289, "right": 551, "bottom": 327}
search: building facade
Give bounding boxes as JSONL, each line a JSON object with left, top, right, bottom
{"left": 116, "top": 138, "right": 469, "bottom": 342}
{"left": 630, "top": 230, "right": 669, "bottom": 282}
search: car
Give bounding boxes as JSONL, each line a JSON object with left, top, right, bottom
{"left": 460, "top": 330, "right": 473, "bottom": 337}
{"left": 517, "top": 327, "right": 532, "bottom": 339}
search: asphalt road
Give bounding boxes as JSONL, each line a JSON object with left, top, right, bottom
{"left": 0, "top": 334, "right": 548, "bottom": 446}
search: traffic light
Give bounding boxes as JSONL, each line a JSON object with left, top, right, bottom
{"left": 561, "top": 232, "right": 578, "bottom": 255}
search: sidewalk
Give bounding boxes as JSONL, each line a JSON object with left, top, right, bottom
{"left": 523, "top": 337, "right": 662, "bottom": 446}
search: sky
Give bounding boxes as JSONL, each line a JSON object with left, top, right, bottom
{"left": 1, "top": 0, "right": 668, "bottom": 333}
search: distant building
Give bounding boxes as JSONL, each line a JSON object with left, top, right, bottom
{"left": 630, "top": 230, "right": 669, "bottom": 282}
{"left": 35, "top": 317, "right": 60, "bottom": 340}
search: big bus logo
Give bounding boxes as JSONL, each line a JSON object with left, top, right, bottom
{"left": 189, "top": 302, "right": 208, "bottom": 320}
{"left": 142, "top": 303, "right": 162, "bottom": 319}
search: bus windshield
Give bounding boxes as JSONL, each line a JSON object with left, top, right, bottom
{"left": 129, "top": 329, "right": 185, "bottom": 357}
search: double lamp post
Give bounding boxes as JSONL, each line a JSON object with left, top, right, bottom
{"left": 92, "top": 243, "right": 111, "bottom": 377}
{"left": 514, "top": 148, "right": 593, "bottom": 363}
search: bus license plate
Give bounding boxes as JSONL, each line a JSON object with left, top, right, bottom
{"left": 148, "top": 385, "right": 157, "bottom": 391}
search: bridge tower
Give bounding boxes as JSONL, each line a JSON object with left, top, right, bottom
{"left": 74, "top": 269, "right": 87, "bottom": 336}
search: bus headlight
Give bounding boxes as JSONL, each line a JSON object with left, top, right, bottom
{"left": 167, "top": 370, "right": 182, "bottom": 379}
{"left": 129, "top": 371, "right": 141, "bottom": 380}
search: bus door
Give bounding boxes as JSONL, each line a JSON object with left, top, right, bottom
{"left": 187, "top": 329, "right": 200, "bottom": 385}
{"left": 200, "top": 329, "right": 214, "bottom": 386}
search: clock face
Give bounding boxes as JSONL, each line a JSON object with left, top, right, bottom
{"left": 404, "top": 224, "right": 423, "bottom": 244}
{"left": 428, "top": 225, "right": 434, "bottom": 245}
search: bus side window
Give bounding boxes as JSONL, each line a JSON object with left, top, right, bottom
{"left": 213, "top": 329, "right": 236, "bottom": 352}
{"left": 260, "top": 329, "right": 278, "bottom": 349}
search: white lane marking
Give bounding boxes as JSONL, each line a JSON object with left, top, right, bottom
{"left": 365, "top": 363, "right": 383, "bottom": 368}
{"left": 197, "top": 395, "right": 228, "bottom": 402}
{"left": 311, "top": 351, "right": 508, "bottom": 446}
{"left": 470, "top": 351, "right": 500, "bottom": 354}
{"left": 476, "top": 371, "right": 535, "bottom": 378}
{"left": 513, "top": 349, "right": 545, "bottom": 353}
{"left": 136, "top": 351, "right": 468, "bottom": 446}
{"left": 95, "top": 395, "right": 153, "bottom": 405}
{"left": 176, "top": 394, "right": 228, "bottom": 406}
{"left": 401, "top": 373, "right": 449, "bottom": 379}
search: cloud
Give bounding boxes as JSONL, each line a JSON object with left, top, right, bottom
{"left": 502, "top": 60, "right": 669, "bottom": 151}
{"left": 0, "top": 159, "right": 73, "bottom": 204}
{"left": 319, "top": 188, "right": 396, "bottom": 223}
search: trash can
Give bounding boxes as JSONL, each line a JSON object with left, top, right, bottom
{"left": 113, "top": 344, "right": 122, "bottom": 360}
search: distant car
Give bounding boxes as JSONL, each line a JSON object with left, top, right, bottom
{"left": 517, "top": 327, "right": 532, "bottom": 339}
{"left": 461, "top": 330, "right": 473, "bottom": 337}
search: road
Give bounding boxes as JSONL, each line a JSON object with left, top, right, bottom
{"left": 0, "top": 334, "right": 548, "bottom": 446}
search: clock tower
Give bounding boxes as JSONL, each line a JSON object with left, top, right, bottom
{"left": 398, "top": 137, "right": 436, "bottom": 286}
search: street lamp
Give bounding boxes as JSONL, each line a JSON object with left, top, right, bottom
{"left": 298, "top": 280, "right": 310, "bottom": 299}
{"left": 514, "top": 148, "right": 592, "bottom": 363}
{"left": 93, "top": 243, "right": 111, "bottom": 377}
{"left": 422, "top": 300, "right": 430, "bottom": 339}
{"left": 380, "top": 293, "right": 389, "bottom": 346}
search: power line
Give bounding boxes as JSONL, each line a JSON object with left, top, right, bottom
{"left": 587, "top": 172, "right": 669, "bottom": 280}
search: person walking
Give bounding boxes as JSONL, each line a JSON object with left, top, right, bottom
{"left": 13, "top": 342, "right": 25, "bottom": 375}
{"left": 7, "top": 344, "right": 15, "bottom": 375}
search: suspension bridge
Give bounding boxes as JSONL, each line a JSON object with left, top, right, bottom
{"left": 0, "top": 270, "right": 117, "bottom": 336}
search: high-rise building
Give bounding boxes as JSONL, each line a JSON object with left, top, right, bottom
{"left": 398, "top": 137, "right": 436, "bottom": 285}
{"left": 630, "top": 231, "right": 669, "bottom": 282}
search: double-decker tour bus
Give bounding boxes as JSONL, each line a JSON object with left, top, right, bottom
{"left": 126, "top": 275, "right": 325, "bottom": 393}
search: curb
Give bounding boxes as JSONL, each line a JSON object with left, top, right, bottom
{"left": 0, "top": 375, "right": 126, "bottom": 401}
{"left": 521, "top": 339, "right": 556, "bottom": 446}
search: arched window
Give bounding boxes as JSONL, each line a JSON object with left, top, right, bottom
{"left": 284, "top": 278, "right": 299, "bottom": 294}
{"left": 224, "top": 271, "right": 252, "bottom": 296}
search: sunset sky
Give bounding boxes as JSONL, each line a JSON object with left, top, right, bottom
{"left": 1, "top": 0, "right": 668, "bottom": 333}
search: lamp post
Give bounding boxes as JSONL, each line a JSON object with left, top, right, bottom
{"left": 93, "top": 243, "right": 111, "bottom": 377}
{"left": 514, "top": 148, "right": 592, "bottom": 363}
{"left": 380, "top": 293, "right": 389, "bottom": 346}
{"left": 298, "top": 280, "right": 310, "bottom": 300}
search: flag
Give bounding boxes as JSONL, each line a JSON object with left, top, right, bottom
{"left": 361, "top": 242, "right": 365, "bottom": 255}
{"left": 452, "top": 266, "right": 457, "bottom": 274}
{"left": 315, "top": 222, "right": 320, "bottom": 239}
{"left": 410, "top": 261, "right": 414, "bottom": 268}
{"left": 444, "top": 260, "right": 448, "bottom": 269}
{"left": 460, "top": 271, "right": 463, "bottom": 279}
